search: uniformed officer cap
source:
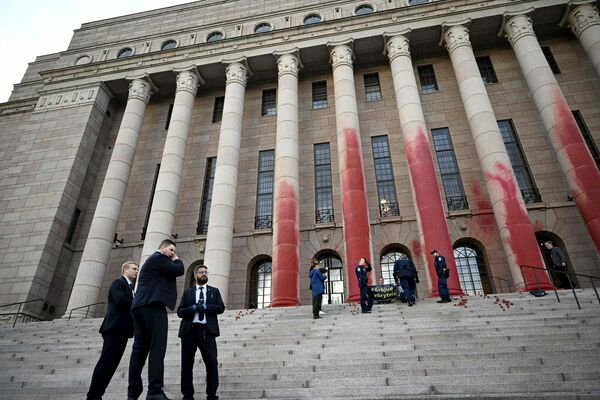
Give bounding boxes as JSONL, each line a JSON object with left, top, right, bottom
{"left": 430, "top": 249, "right": 438, "bottom": 255}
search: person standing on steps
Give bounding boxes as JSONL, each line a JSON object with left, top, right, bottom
{"left": 355, "top": 258, "right": 373, "bottom": 313}
{"left": 128, "top": 239, "right": 185, "bottom": 400}
{"left": 431, "top": 250, "right": 452, "bottom": 303}
{"left": 544, "top": 241, "right": 572, "bottom": 289}
{"left": 86, "top": 261, "right": 139, "bottom": 400}
{"left": 310, "top": 259, "right": 327, "bottom": 319}
{"left": 393, "top": 254, "right": 419, "bottom": 307}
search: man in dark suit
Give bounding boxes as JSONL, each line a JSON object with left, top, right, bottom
{"left": 431, "top": 250, "right": 452, "bottom": 303}
{"left": 86, "top": 261, "right": 139, "bottom": 400}
{"left": 177, "top": 264, "right": 225, "bottom": 400}
{"left": 128, "top": 239, "right": 184, "bottom": 400}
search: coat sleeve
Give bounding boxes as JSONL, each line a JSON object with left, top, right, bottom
{"left": 177, "top": 290, "right": 197, "bottom": 320}
{"left": 206, "top": 288, "right": 225, "bottom": 315}
{"left": 110, "top": 279, "right": 132, "bottom": 311}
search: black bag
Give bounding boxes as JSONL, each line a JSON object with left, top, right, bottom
{"left": 443, "top": 267, "right": 450, "bottom": 278}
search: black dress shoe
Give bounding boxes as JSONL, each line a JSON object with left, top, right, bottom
{"left": 146, "top": 394, "right": 171, "bottom": 400}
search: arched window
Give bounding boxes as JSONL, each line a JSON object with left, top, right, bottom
{"left": 117, "top": 47, "right": 134, "bottom": 58}
{"left": 355, "top": 4, "right": 374, "bottom": 15}
{"left": 318, "top": 253, "right": 344, "bottom": 304}
{"left": 453, "top": 245, "right": 488, "bottom": 295}
{"left": 254, "top": 22, "right": 272, "bottom": 34}
{"left": 161, "top": 40, "right": 178, "bottom": 51}
{"left": 207, "top": 31, "right": 224, "bottom": 42}
{"left": 75, "top": 55, "right": 91, "bottom": 65}
{"left": 248, "top": 260, "right": 272, "bottom": 309}
{"left": 380, "top": 250, "right": 409, "bottom": 284}
{"left": 303, "top": 14, "right": 322, "bottom": 25}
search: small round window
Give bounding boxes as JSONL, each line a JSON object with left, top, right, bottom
{"left": 303, "top": 14, "right": 322, "bottom": 25}
{"left": 117, "top": 47, "right": 134, "bottom": 58}
{"left": 254, "top": 22, "right": 272, "bottom": 34}
{"left": 161, "top": 40, "right": 177, "bottom": 51}
{"left": 355, "top": 4, "right": 374, "bottom": 15}
{"left": 75, "top": 55, "right": 91, "bottom": 66}
{"left": 207, "top": 31, "right": 224, "bottom": 42}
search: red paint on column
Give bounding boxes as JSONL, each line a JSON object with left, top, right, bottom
{"left": 340, "top": 128, "right": 371, "bottom": 303}
{"left": 411, "top": 240, "right": 421, "bottom": 258}
{"left": 470, "top": 181, "right": 495, "bottom": 236}
{"left": 553, "top": 90, "right": 600, "bottom": 253}
{"left": 271, "top": 181, "right": 300, "bottom": 307}
{"left": 404, "top": 127, "right": 463, "bottom": 297}
{"left": 485, "top": 162, "right": 552, "bottom": 290}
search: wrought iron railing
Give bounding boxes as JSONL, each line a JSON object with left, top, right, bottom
{"left": 521, "top": 188, "right": 542, "bottom": 204}
{"left": 489, "top": 275, "right": 512, "bottom": 293}
{"left": 315, "top": 208, "right": 335, "bottom": 224}
{"left": 0, "top": 299, "right": 45, "bottom": 328}
{"left": 67, "top": 302, "right": 105, "bottom": 320}
{"left": 446, "top": 195, "right": 469, "bottom": 211}
{"left": 379, "top": 201, "right": 400, "bottom": 218}
{"left": 254, "top": 215, "right": 272, "bottom": 230}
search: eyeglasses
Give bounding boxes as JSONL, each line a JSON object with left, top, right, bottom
{"left": 196, "top": 271, "right": 209, "bottom": 275}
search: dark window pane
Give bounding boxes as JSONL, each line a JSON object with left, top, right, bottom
{"left": 476, "top": 56, "right": 498, "bottom": 84}
{"left": 542, "top": 46, "right": 561, "bottom": 74}
{"left": 371, "top": 136, "right": 399, "bottom": 217}
{"left": 255, "top": 150, "right": 274, "bottom": 228}
{"left": 355, "top": 4, "right": 374, "bottom": 15}
{"left": 417, "top": 65, "right": 439, "bottom": 94}
{"left": 142, "top": 164, "right": 161, "bottom": 239}
{"left": 431, "top": 128, "right": 468, "bottom": 211}
{"left": 117, "top": 48, "right": 133, "bottom": 58}
{"left": 364, "top": 73, "right": 383, "bottom": 102}
{"left": 161, "top": 40, "right": 177, "bottom": 51}
{"left": 312, "top": 81, "right": 328, "bottom": 109}
{"left": 255, "top": 23, "right": 272, "bottom": 33}
{"left": 197, "top": 157, "right": 217, "bottom": 235}
{"left": 261, "top": 89, "right": 277, "bottom": 116}
{"left": 304, "top": 14, "right": 322, "bottom": 24}
{"left": 314, "top": 143, "right": 334, "bottom": 223}
{"left": 212, "top": 96, "right": 225, "bottom": 123}
{"left": 572, "top": 110, "right": 600, "bottom": 170}
{"left": 165, "top": 103, "right": 174, "bottom": 130}
{"left": 207, "top": 31, "right": 224, "bottom": 42}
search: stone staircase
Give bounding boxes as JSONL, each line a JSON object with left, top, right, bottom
{"left": 1, "top": 289, "right": 600, "bottom": 399}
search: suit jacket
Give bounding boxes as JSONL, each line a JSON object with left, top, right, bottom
{"left": 177, "top": 285, "right": 225, "bottom": 338}
{"left": 550, "top": 247, "right": 566, "bottom": 268}
{"left": 99, "top": 276, "right": 134, "bottom": 337}
{"left": 131, "top": 251, "right": 185, "bottom": 311}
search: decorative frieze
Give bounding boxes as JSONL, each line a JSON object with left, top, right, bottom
{"left": 504, "top": 15, "right": 536, "bottom": 47}
{"left": 34, "top": 84, "right": 112, "bottom": 113}
{"left": 385, "top": 34, "right": 411, "bottom": 62}
{"left": 443, "top": 24, "right": 471, "bottom": 54}
{"left": 568, "top": 3, "right": 600, "bottom": 38}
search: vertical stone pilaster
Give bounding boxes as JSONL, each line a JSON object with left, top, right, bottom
{"left": 139, "top": 70, "right": 199, "bottom": 265}
{"left": 385, "top": 33, "right": 462, "bottom": 297}
{"left": 443, "top": 23, "right": 551, "bottom": 291}
{"left": 271, "top": 51, "right": 301, "bottom": 307}
{"left": 65, "top": 79, "right": 152, "bottom": 317}
{"left": 567, "top": 2, "right": 600, "bottom": 79}
{"left": 203, "top": 61, "right": 249, "bottom": 304}
{"left": 505, "top": 14, "right": 600, "bottom": 253}
{"left": 329, "top": 42, "right": 373, "bottom": 303}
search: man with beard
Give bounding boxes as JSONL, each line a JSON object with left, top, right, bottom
{"left": 177, "top": 264, "right": 225, "bottom": 400}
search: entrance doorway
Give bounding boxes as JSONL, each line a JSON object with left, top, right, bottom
{"left": 535, "top": 231, "right": 577, "bottom": 289}
{"left": 318, "top": 254, "right": 344, "bottom": 304}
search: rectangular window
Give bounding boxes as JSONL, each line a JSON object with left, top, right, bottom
{"left": 431, "top": 128, "right": 468, "bottom": 211}
{"left": 312, "top": 81, "right": 328, "bottom": 109}
{"left": 314, "top": 143, "right": 334, "bottom": 223}
{"left": 476, "top": 56, "right": 498, "bottom": 84}
{"left": 212, "top": 96, "right": 225, "bottom": 123}
{"left": 65, "top": 207, "right": 81, "bottom": 244}
{"left": 572, "top": 110, "right": 600, "bottom": 170}
{"left": 364, "top": 73, "right": 383, "bottom": 102}
{"left": 261, "top": 89, "right": 277, "bottom": 116}
{"left": 255, "top": 150, "right": 274, "bottom": 229}
{"left": 541, "top": 46, "right": 561, "bottom": 74}
{"left": 142, "top": 163, "right": 161, "bottom": 240}
{"left": 371, "top": 136, "right": 399, "bottom": 217}
{"left": 196, "top": 157, "right": 217, "bottom": 235}
{"left": 498, "top": 120, "right": 541, "bottom": 204}
{"left": 165, "top": 104, "right": 174, "bottom": 130}
{"left": 417, "top": 65, "right": 439, "bottom": 94}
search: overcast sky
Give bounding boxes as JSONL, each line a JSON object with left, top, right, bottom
{"left": 0, "top": 0, "right": 194, "bottom": 103}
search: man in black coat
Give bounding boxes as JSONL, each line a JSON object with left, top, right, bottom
{"left": 393, "top": 254, "right": 419, "bottom": 306}
{"left": 128, "top": 239, "right": 184, "bottom": 400}
{"left": 86, "top": 261, "right": 139, "bottom": 400}
{"left": 432, "top": 250, "right": 452, "bottom": 303}
{"left": 177, "top": 264, "right": 225, "bottom": 400}
{"left": 544, "top": 241, "right": 572, "bottom": 289}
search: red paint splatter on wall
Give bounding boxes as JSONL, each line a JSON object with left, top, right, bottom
{"left": 553, "top": 89, "right": 600, "bottom": 253}
{"left": 411, "top": 239, "right": 421, "bottom": 258}
{"left": 404, "top": 127, "right": 462, "bottom": 296}
{"left": 470, "top": 181, "right": 495, "bottom": 235}
{"left": 271, "top": 180, "right": 300, "bottom": 306}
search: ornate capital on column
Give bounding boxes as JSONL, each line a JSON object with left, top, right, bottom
{"left": 175, "top": 70, "right": 200, "bottom": 96}
{"left": 442, "top": 24, "right": 472, "bottom": 54}
{"left": 385, "top": 34, "right": 411, "bottom": 62}
{"left": 128, "top": 78, "right": 153, "bottom": 104}
{"left": 567, "top": 3, "right": 600, "bottom": 38}
{"left": 225, "top": 61, "right": 249, "bottom": 87}
{"left": 328, "top": 43, "right": 354, "bottom": 70}
{"left": 275, "top": 52, "right": 302, "bottom": 79}
{"left": 504, "top": 14, "right": 536, "bottom": 47}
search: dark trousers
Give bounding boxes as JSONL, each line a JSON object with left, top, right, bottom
{"left": 359, "top": 285, "right": 373, "bottom": 312}
{"left": 438, "top": 276, "right": 451, "bottom": 301}
{"left": 128, "top": 305, "right": 168, "bottom": 398}
{"left": 312, "top": 293, "right": 323, "bottom": 318}
{"left": 87, "top": 333, "right": 128, "bottom": 399}
{"left": 181, "top": 326, "right": 219, "bottom": 400}
{"left": 399, "top": 278, "right": 416, "bottom": 302}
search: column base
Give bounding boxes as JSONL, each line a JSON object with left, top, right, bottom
{"left": 270, "top": 298, "right": 300, "bottom": 307}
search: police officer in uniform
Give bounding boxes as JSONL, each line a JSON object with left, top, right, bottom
{"left": 355, "top": 258, "right": 373, "bottom": 313}
{"left": 431, "top": 250, "right": 452, "bottom": 303}
{"left": 393, "top": 254, "right": 419, "bottom": 306}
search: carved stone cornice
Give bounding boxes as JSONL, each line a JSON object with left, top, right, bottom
{"left": 443, "top": 24, "right": 471, "bottom": 54}
{"left": 385, "top": 34, "right": 411, "bottom": 62}
{"left": 128, "top": 78, "right": 153, "bottom": 104}
{"left": 567, "top": 3, "right": 600, "bottom": 38}
{"left": 175, "top": 70, "right": 200, "bottom": 96}
{"left": 225, "top": 62, "right": 249, "bottom": 87}
{"left": 504, "top": 14, "right": 536, "bottom": 47}
{"left": 329, "top": 44, "right": 354, "bottom": 70}
{"left": 34, "top": 83, "right": 113, "bottom": 113}
{"left": 275, "top": 52, "right": 301, "bottom": 79}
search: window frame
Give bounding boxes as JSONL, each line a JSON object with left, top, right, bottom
{"left": 207, "top": 31, "right": 225, "bottom": 42}
{"left": 364, "top": 73, "right": 383, "bottom": 102}
{"left": 254, "top": 22, "right": 273, "bottom": 34}
{"left": 312, "top": 81, "right": 328, "bottom": 109}
{"left": 196, "top": 157, "right": 217, "bottom": 235}
{"left": 476, "top": 55, "right": 499, "bottom": 85}
{"left": 303, "top": 13, "right": 322, "bottom": 25}
{"left": 430, "top": 127, "right": 468, "bottom": 211}
{"left": 371, "top": 135, "right": 400, "bottom": 217}
{"left": 254, "top": 150, "right": 275, "bottom": 229}
{"left": 314, "top": 143, "right": 335, "bottom": 224}
{"left": 417, "top": 64, "right": 439, "bottom": 94}
{"left": 160, "top": 39, "right": 178, "bottom": 51}
{"left": 354, "top": 3, "right": 375, "bottom": 15}
{"left": 212, "top": 96, "right": 225, "bottom": 123}
{"left": 261, "top": 89, "right": 277, "bottom": 117}
{"left": 117, "top": 47, "right": 135, "bottom": 59}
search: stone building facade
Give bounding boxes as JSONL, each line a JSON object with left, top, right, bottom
{"left": 1, "top": 0, "right": 599, "bottom": 319}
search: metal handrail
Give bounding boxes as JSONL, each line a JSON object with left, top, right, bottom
{"left": 0, "top": 298, "right": 45, "bottom": 328}
{"left": 67, "top": 302, "right": 105, "bottom": 320}
{"left": 489, "top": 275, "right": 512, "bottom": 293}
{"left": 520, "top": 265, "right": 600, "bottom": 310}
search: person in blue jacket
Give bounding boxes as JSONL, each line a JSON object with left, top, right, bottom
{"left": 309, "top": 259, "right": 327, "bottom": 319}
{"left": 393, "top": 254, "right": 419, "bottom": 307}
{"left": 355, "top": 258, "right": 373, "bottom": 313}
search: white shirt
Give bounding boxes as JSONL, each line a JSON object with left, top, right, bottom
{"left": 193, "top": 284, "right": 207, "bottom": 324}
{"left": 124, "top": 276, "right": 134, "bottom": 296}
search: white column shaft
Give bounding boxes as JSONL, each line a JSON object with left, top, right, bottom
{"left": 568, "top": 3, "right": 600, "bottom": 78}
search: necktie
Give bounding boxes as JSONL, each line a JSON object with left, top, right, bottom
{"left": 129, "top": 283, "right": 134, "bottom": 296}
{"left": 198, "top": 287, "right": 205, "bottom": 321}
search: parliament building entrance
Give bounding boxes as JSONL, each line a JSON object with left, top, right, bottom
{"left": 319, "top": 254, "right": 345, "bottom": 304}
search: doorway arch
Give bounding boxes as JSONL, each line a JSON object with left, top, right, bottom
{"left": 247, "top": 256, "right": 272, "bottom": 309}
{"left": 535, "top": 231, "right": 577, "bottom": 289}
{"left": 453, "top": 240, "right": 492, "bottom": 295}
{"left": 315, "top": 250, "right": 344, "bottom": 304}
